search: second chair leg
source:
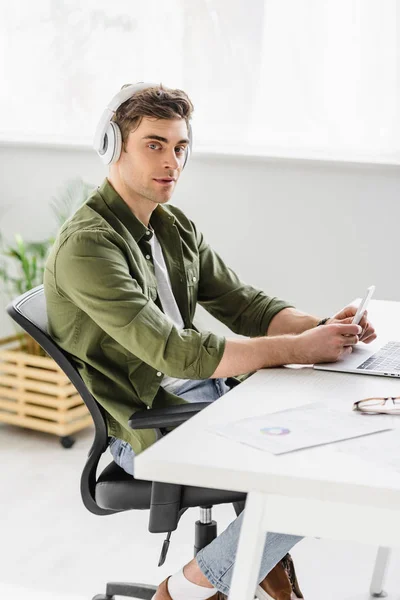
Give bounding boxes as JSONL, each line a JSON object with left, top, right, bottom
{"left": 369, "top": 546, "right": 391, "bottom": 598}
{"left": 93, "top": 582, "right": 158, "bottom": 600}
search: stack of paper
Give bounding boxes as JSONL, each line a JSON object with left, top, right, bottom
{"left": 211, "top": 402, "right": 392, "bottom": 455}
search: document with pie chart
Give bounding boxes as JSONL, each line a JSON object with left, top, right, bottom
{"left": 211, "top": 402, "right": 392, "bottom": 454}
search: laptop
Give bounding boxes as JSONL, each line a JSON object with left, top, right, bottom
{"left": 312, "top": 285, "right": 400, "bottom": 378}
{"left": 314, "top": 340, "right": 400, "bottom": 379}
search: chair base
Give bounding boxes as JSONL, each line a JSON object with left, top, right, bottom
{"left": 93, "top": 519, "right": 218, "bottom": 599}
{"left": 93, "top": 582, "right": 157, "bottom": 600}
{"left": 93, "top": 505, "right": 243, "bottom": 599}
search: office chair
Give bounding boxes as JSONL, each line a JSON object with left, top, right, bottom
{"left": 7, "top": 285, "right": 246, "bottom": 600}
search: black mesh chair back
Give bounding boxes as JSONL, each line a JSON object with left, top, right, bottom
{"left": 6, "top": 285, "right": 114, "bottom": 515}
{"left": 6, "top": 285, "right": 248, "bottom": 598}
{"left": 6, "top": 285, "right": 246, "bottom": 521}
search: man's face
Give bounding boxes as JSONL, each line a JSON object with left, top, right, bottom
{"left": 117, "top": 116, "right": 190, "bottom": 206}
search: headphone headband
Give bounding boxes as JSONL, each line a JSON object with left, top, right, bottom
{"left": 93, "top": 82, "right": 192, "bottom": 167}
{"left": 106, "top": 83, "right": 156, "bottom": 111}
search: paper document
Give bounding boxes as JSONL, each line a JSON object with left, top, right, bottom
{"left": 212, "top": 403, "right": 392, "bottom": 454}
{"left": 334, "top": 416, "right": 400, "bottom": 474}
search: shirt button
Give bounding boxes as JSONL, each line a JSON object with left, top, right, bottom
{"left": 156, "top": 371, "right": 162, "bottom": 377}
{"left": 145, "top": 254, "right": 151, "bottom": 260}
{"left": 192, "top": 276, "right": 197, "bottom": 282}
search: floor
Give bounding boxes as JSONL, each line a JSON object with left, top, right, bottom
{"left": 1, "top": 423, "right": 399, "bottom": 600}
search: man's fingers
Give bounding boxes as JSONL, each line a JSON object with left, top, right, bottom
{"left": 361, "top": 332, "right": 377, "bottom": 344}
{"left": 358, "top": 312, "right": 369, "bottom": 329}
{"left": 333, "top": 305, "right": 358, "bottom": 321}
{"left": 341, "top": 346, "right": 353, "bottom": 356}
{"left": 359, "top": 324, "right": 376, "bottom": 341}
{"left": 342, "top": 334, "right": 359, "bottom": 346}
{"left": 332, "top": 323, "right": 362, "bottom": 336}
{"left": 359, "top": 328, "right": 371, "bottom": 340}
{"left": 338, "top": 317, "right": 354, "bottom": 325}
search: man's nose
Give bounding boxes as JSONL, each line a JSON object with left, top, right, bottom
{"left": 164, "top": 149, "right": 180, "bottom": 170}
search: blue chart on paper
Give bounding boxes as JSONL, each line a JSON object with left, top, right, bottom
{"left": 261, "top": 427, "right": 291, "bottom": 436}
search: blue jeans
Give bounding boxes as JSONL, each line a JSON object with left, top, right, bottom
{"left": 109, "top": 378, "right": 231, "bottom": 475}
{"left": 110, "top": 378, "right": 302, "bottom": 595}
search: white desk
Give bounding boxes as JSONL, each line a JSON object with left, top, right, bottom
{"left": 135, "top": 300, "right": 400, "bottom": 599}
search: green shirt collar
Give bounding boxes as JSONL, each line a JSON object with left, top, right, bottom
{"left": 98, "top": 178, "right": 176, "bottom": 242}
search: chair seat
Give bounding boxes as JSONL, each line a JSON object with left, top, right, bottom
{"left": 96, "top": 461, "right": 246, "bottom": 511}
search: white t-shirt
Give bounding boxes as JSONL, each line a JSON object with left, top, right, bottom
{"left": 148, "top": 231, "right": 190, "bottom": 393}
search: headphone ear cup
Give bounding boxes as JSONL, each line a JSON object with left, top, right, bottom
{"left": 100, "top": 122, "right": 122, "bottom": 165}
{"left": 183, "top": 146, "right": 190, "bottom": 169}
{"left": 183, "top": 122, "right": 192, "bottom": 169}
{"left": 109, "top": 122, "right": 122, "bottom": 165}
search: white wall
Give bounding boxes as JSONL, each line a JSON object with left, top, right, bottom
{"left": 0, "top": 142, "right": 399, "bottom": 338}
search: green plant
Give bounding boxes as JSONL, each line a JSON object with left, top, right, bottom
{"left": 0, "top": 233, "right": 49, "bottom": 296}
{"left": 0, "top": 177, "right": 94, "bottom": 353}
{"left": 50, "top": 177, "right": 95, "bottom": 230}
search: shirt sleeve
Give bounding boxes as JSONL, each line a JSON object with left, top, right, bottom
{"left": 54, "top": 230, "right": 225, "bottom": 379}
{"left": 193, "top": 223, "right": 294, "bottom": 337}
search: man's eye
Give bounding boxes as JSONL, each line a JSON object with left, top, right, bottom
{"left": 176, "top": 146, "right": 186, "bottom": 154}
{"left": 148, "top": 143, "right": 159, "bottom": 150}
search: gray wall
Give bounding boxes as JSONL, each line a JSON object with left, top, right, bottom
{"left": 0, "top": 141, "right": 399, "bottom": 338}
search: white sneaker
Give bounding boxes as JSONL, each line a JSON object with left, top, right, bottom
{"left": 255, "top": 584, "right": 274, "bottom": 600}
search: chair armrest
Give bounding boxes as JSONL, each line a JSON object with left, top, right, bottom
{"left": 128, "top": 401, "right": 212, "bottom": 430}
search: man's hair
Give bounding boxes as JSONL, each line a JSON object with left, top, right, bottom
{"left": 113, "top": 84, "right": 194, "bottom": 149}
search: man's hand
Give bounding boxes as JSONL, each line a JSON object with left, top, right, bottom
{"left": 325, "top": 305, "right": 376, "bottom": 344}
{"left": 212, "top": 325, "right": 362, "bottom": 378}
{"left": 293, "top": 322, "right": 363, "bottom": 365}
{"left": 214, "top": 307, "right": 376, "bottom": 378}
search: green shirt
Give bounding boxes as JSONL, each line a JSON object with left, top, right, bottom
{"left": 44, "top": 179, "right": 292, "bottom": 455}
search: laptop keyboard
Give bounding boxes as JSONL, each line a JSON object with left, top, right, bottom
{"left": 357, "top": 341, "right": 400, "bottom": 374}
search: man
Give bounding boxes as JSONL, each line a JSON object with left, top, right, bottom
{"left": 44, "top": 83, "right": 375, "bottom": 600}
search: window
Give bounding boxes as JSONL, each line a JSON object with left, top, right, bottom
{"left": 1, "top": 0, "right": 399, "bottom": 162}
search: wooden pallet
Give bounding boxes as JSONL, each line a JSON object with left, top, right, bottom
{"left": 0, "top": 334, "right": 92, "bottom": 438}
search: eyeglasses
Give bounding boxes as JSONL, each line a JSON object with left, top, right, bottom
{"left": 352, "top": 397, "right": 400, "bottom": 415}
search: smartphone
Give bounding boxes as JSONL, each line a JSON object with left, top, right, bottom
{"left": 352, "top": 285, "right": 375, "bottom": 325}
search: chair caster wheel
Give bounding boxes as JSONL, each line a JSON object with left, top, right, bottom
{"left": 60, "top": 435, "right": 75, "bottom": 448}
